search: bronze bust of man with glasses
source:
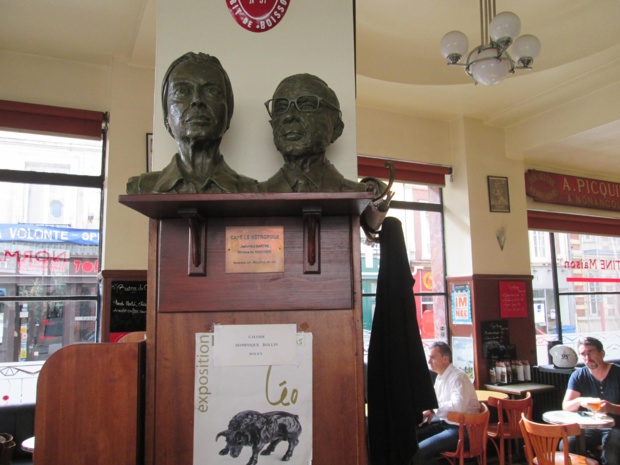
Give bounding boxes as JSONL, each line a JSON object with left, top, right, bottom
{"left": 126, "top": 52, "right": 259, "bottom": 194}
{"left": 260, "top": 73, "right": 379, "bottom": 194}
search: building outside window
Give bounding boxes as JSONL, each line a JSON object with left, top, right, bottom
{"left": 0, "top": 104, "right": 106, "bottom": 382}
{"left": 529, "top": 230, "right": 620, "bottom": 363}
{"left": 360, "top": 180, "right": 447, "bottom": 352}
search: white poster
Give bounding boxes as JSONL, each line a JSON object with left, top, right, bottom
{"left": 194, "top": 327, "right": 313, "bottom": 465}
{"left": 452, "top": 336, "right": 475, "bottom": 382}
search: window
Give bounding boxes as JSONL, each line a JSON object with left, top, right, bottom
{"left": 529, "top": 229, "right": 620, "bottom": 363}
{"left": 358, "top": 161, "right": 449, "bottom": 353}
{"left": 0, "top": 101, "right": 106, "bottom": 374}
{"left": 530, "top": 230, "right": 549, "bottom": 262}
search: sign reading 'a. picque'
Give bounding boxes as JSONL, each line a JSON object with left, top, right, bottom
{"left": 525, "top": 169, "right": 620, "bottom": 213}
{"left": 226, "top": 0, "right": 290, "bottom": 33}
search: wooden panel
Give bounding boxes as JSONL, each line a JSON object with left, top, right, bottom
{"left": 119, "top": 192, "right": 373, "bottom": 219}
{"left": 447, "top": 274, "right": 536, "bottom": 389}
{"left": 158, "top": 216, "right": 353, "bottom": 311}
{"left": 34, "top": 342, "right": 144, "bottom": 465}
{"left": 138, "top": 197, "right": 368, "bottom": 465}
{"left": 150, "top": 310, "right": 366, "bottom": 465}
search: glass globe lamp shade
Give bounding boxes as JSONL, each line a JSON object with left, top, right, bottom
{"left": 440, "top": 31, "right": 469, "bottom": 64}
{"left": 489, "top": 11, "right": 521, "bottom": 47}
{"left": 512, "top": 34, "right": 541, "bottom": 68}
{"left": 468, "top": 47, "right": 512, "bottom": 85}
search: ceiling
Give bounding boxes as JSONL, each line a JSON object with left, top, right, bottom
{"left": 1, "top": 0, "right": 619, "bottom": 178}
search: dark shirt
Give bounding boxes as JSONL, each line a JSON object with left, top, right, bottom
{"left": 567, "top": 363, "right": 620, "bottom": 427}
{"left": 126, "top": 153, "right": 259, "bottom": 194}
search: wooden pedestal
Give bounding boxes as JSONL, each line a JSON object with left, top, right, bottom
{"left": 120, "top": 192, "right": 371, "bottom": 465}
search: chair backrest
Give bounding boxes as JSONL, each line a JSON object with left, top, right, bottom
{"left": 0, "top": 433, "right": 16, "bottom": 465}
{"left": 519, "top": 414, "right": 581, "bottom": 465}
{"left": 488, "top": 391, "right": 533, "bottom": 439}
{"left": 446, "top": 402, "right": 490, "bottom": 462}
{"left": 118, "top": 331, "right": 147, "bottom": 343}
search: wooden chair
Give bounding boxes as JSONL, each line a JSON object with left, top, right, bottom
{"left": 117, "top": 331, "right": 147, "bottom": 343}
{"left": 440, "top": 403, "right": 490, "bottom": 465}
{"left": 519, "top": 415, "right": 598, "bottom": 465}
{"left": 475, "top": 390, "right": 508, "bottom": 403}
{"left": 487, "top": 391, "right": 533, "bottom": 465}
{"left": 0, "top": 433, "right": 16, "bottom": 465}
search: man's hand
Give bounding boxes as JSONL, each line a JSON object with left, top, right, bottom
{"left": 419, "top": 410, "right": 434, "bottom": 427}
{"left": 599, "top": 400, "right": 620, "bottom": 415}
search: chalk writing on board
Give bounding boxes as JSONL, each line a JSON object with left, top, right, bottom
{"left": 481, "top": 320, "right": 509, "bottom": 358}
{"left": 110, "top": 281, "right": 147, "bottom": 333}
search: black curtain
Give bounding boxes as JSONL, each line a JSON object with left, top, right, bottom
{"left": 367, "top": 217, "right": 438, "bottom": 465}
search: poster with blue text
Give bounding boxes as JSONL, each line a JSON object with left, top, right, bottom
{"left": 451, "top": 283, "right": 472, "bottom": 324}
{"left": 194, "top": 325, "right": 313, "bottom": 465}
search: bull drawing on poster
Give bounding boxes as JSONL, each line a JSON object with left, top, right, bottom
{"left": 216, "top": 410, "right": 302, "bottom": 465}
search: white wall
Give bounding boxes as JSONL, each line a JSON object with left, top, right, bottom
{"left": 0, "top": 50, "right": 110, "bottom": 110}
{"left": 356, "top": 105, "right": 451, "bottom": 165}
{"left": 443, "top": 118, "right": 473, "bottom": 277}
{"left": 460, "top": 119, "right": 530, "bottom": 275}
{"left": 103, "top": 59, "right": 154, "bottom": 269}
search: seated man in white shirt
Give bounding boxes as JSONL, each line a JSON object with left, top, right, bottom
{"left": 416, "top": 341, "right": 480, "bottom": 465}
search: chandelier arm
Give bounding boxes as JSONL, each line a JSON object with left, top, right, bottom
{"left": 466, "top": 54, "right": 516, "bottom": 69}
{"left": 479, "top": 0, "right": 485, "bottom": 45}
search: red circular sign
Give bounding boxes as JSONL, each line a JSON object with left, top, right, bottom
{"left": 227, "top": 0, "right": 291, "bottom": 33}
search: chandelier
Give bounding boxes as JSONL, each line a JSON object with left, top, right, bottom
{"left": 439, "top": 0, "right": 541, "bottom": 85}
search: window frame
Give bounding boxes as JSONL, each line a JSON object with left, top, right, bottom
{"left": 528, "top": 210, "right": 620, "bottom": 360}
{"left": 0, "top": 100, "right": 108, "bottom": 363}
{"left": 358, "top": 156, "right": 450, "bottom": 345}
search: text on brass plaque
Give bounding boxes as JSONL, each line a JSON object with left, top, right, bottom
{"left": 226, "top": 226, "right": 284, "bottom": 273}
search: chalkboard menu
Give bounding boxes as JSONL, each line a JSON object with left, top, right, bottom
{"left": 100, "top": 270, "right": 147, "bottom": 342}
{"left": 110, "top": 281, "right": 147, "bottom": 332}
{"left": 481, "top": 320, "right": 510, "bottom": 359}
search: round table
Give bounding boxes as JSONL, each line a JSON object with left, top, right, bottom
{"left": 542, "top": 410, "right": 614, "bottom": 455}
{"left": 542, "top": 410, "right": 614, "bottom": 430}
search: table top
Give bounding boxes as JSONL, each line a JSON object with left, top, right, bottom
{"left": 543, "top": 410, "right": 615, "bottom": 430}
{"left": 21, "top": 436, "right": 35, "bottom": 453}
{"left": 484, "top": 382, "right": 555, "bottom": 396}
{"left": 476, "top": 390, "right": 509, "bottom": 402}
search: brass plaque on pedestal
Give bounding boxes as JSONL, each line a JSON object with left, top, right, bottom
{"left": 226, "top": 226, "right": 284, "bottom": 273}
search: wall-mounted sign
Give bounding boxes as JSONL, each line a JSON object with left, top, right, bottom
{"left": 226, "top": 0, "right": 291, "bottom": 33}
{"left": 226, "top": 226, "right": 284, "bottom": 273}
{"left": 481, "top": 320, "right": 510, "bottom": 358}
{"left": 452, "top": 336, "right": 475, "bottom": 381}
{"left": 499, "top": 281, "right": 527, "bottom": 319}
{"left": 451, "top": 283, "right": 472, "bottom": 325}
{"left": 0, "top": 223, "right": 99, "bottom": 245}
{"left": 525, "top": 169, "right": 620, "bottom": 213}
{"left": 109, "top": 280, "right": 147, "bottom": 342}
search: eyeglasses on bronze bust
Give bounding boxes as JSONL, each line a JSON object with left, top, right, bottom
{"left": 264, "top": 95, "right": 342, "bottom": 118}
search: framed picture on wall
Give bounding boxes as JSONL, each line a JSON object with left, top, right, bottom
{"left": 146, "top": 133, "right": 153, "bottom": 172}
{"left": 488, "top": 176, "right": 510, "bottom": 213}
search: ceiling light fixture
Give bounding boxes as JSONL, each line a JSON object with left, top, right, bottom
{"left": 439, "top": 0, "right": 541, "bottom": 86}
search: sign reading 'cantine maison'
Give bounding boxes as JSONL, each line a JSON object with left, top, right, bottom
{"left": 525, "top": 169, "right": 620, "bottom": 213}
